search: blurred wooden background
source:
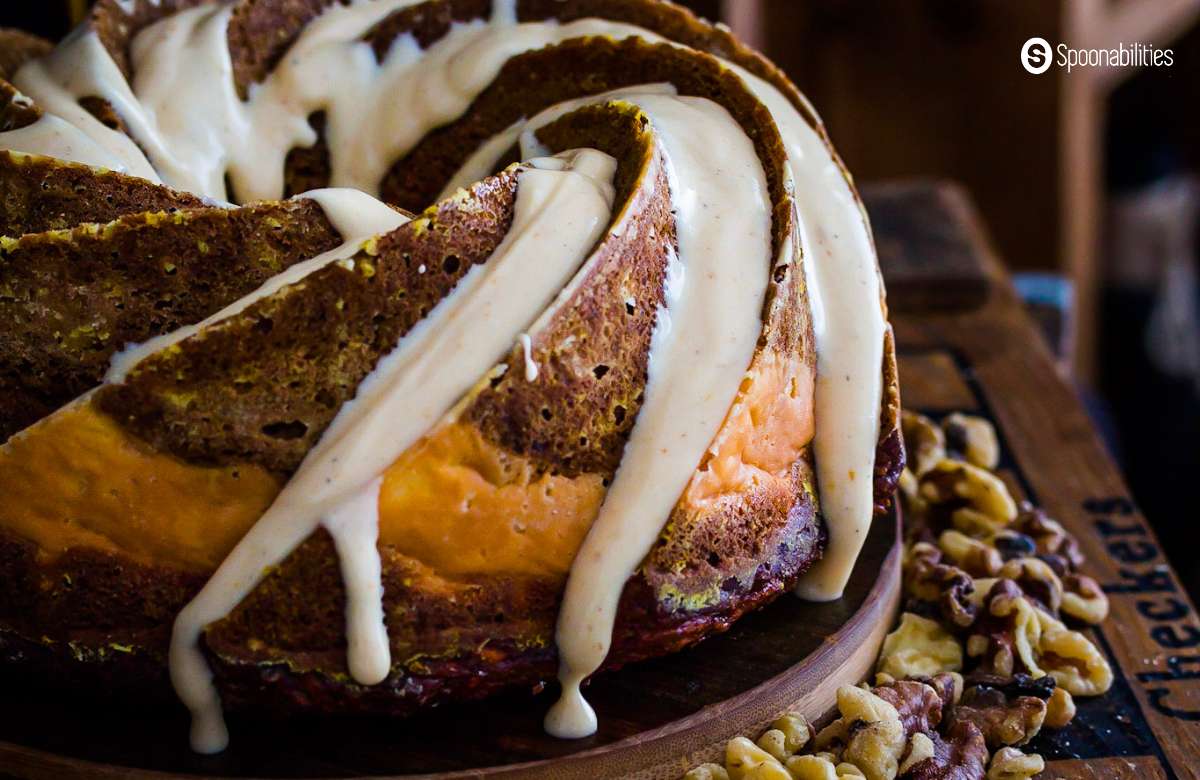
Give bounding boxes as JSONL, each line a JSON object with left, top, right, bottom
{"left": 718, "top": 0, "right": 1200, "bottom": 383}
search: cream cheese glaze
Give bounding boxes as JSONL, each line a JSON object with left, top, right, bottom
{"left": 479, "top": 85, "right": 774, "bottom": 737}
{"left": 171, "top": 147, "right": 618, "bottom": 753}
{"left": 0, "top": 0, "right": 888, "bottom": 750}
{"left": 535, "top": 92, "right": 772, "bottom": 739}
{"left": 0, "top": 29, "right": 161, "bottom": 180}
{"left": 518, "top": 333, "right": 539, "bottom": 381}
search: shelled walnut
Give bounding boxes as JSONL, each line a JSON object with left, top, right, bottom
{"left": 901, "top": 721, "right": 988, "bottom": 780}
{"left": 951, "top": 675, "right": 1051, "bottom": 748}
{"left": 683, "top": 411, "right": 1116, "bottom": 780}
{"left": 829, "top": 686, "right": 908, "bottom": 780}
{"left": 996, "top": 557, "right": 1063, "bottom": 615}
{"left": 1043, "top": 686, "right": 1076, "bottom": 729}
{"left": 903, "top": 412, "right": 947, "bottom": 476}
{"left": 985, "top": 747, "right": 1043, "bottom": 780}
{"left": 937, "top": 530, "right": 1002, "bottom": 578}
{"left": 1060, "top": 572, "right": 1109, "bottom": 625}
{"left": 919, "top": 460, "right": 1018, "bottom": 535}
{"left": 1034, "top": 612, "right": 1113, "bottom": 696}
{"left": 904, "top": 545, "right": 979, "bottom": 629}
{"left": 1011, "top": 504, "right": 1083, "bottom": 569}
{"left": 942, "top": 413, "right": 1000, "bottom": 471}
{"left": 878, "top": 613, "right": 963, "bottom": 680}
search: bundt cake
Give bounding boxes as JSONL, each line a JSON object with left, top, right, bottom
{"left": 0, "top": 0, "right": 904, "bottom": 753}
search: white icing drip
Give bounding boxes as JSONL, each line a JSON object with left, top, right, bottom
{"left": 220, "top": 0, "right": 665, "bottom": 200}
{"left": 518, "top": 333, "right": 538, "bottom": 381}
{"left": 125, "top": 3, "right": 248, "bottom": 195}
{"left": 438, "top": 83, "right": 678, "bottom": 201}
{"left": 0, "top": 1, "right": 690, "bottom": 200}
{"left": 168, "top": 148, "right": 617, "bottom": 753}
{"left": 106, "top": 188, "right": 409, "bottom": 383}
{"left": 323, "top": 475, "right": 390, "bottom": 685}
{"left": 1, "top": 30, "right": 160, "bottom": 179}
{"left": 114, "top": 0, "right": 160, "bottom": 14}
{"left": 534, "top": 94, "right": 771, "bottom": 740}
{"left": 770, "top": 107, "right": 884, "bottom": 602}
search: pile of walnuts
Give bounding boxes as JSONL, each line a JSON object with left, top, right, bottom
{"left": 683, "top": 412, "right": 1113, "bottom": 780}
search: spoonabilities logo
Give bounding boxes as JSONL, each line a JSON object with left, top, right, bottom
{"left": 1021, "top": 37, "right": 1174, "bottom": 75}
{"left": 1021, "top": 37, "right": 1053, "bottom": 74}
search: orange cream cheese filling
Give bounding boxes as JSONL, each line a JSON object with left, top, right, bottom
{"left": 0, "top": 400, "right": 281, "bottom": 571}
{"left": 683, "top": 350, "right": 815, "bottom": 509}
{"left": 377, "top": 423, "right": 602, "bottom": 579}
{"left": 0, "top": 351, "right": 812, "bottom": 581}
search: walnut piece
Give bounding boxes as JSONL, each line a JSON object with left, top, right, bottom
{"left": 938, "top": 530, "right": 1002, "bottom": 577}
{"left": 834, "top": 685, "right": 907, "bottom": 780}
{"left": 685, "top": 763, "right": 731, "bottom": 780}
{"left": 1012, "top": 504, "right": 1083, "bottom": 569}
{"left": 967, "top": 578, "right": 1112, "bottom": 698}
{"left": 772, "top": 712, "right": 815, "bottom": 755}
{"left": 985, "top": 531, "right": 1037, "bottom": 563}
{"left": 902, "top": 720, "right": 988, "bottom": 780}
{"left": 1060, "top": 572, "right": 1109, "bottom": 624}
{"left": 997, "top": 557, "right": 1063, "bottom": 615}
{"left": 985, "top": 747, "right": 1044, "bottom": 780}
{"left": 784, "top": 754, "right": 840, "bottom": 780}
{"left": 1034, "top": 611, "right": 1113, "bottom": 696}
{"left": 726, "top": 736, "right": 790, "bottom": 779}
{"left": 903, "top": 411, "right": 947, "bottom": 476}
{"left": 952, "top": 679, "right": 1048, "bottom": 748}
{"left": 942, "top": 413, "right": 1000, "bottom": 471}
{"left": 900, "top": 467, "right": 933, "bottom": 532}
{"left": 966, "top": 580, "right": 1043, "bottom": 678}
{"left": 873, "top": 675, "right": 959, "bottom": 738}
{"left": 899, "top": 732, "right": 936, "bottom": 775}
{"left": 920, "top": 460, "right": 1017, "bottom": 534}
{"left": 1043, "top": 686, "right": 1076, "bottom": 728}
{"left": 905, "top": 547, "right": 979, "bottom": 629}
{"left": 757, "top": 729, "right": 791, "bottom": 763}
{"left": 878, "top": 613, "right": 964, "bottom": 680}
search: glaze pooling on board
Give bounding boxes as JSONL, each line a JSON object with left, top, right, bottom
{"left": 0, "top": 0, "right": 888, "bottom": 750}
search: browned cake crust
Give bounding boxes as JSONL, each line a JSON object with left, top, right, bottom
{"left": 0, "top": 195, "right": 349, "bottom": 441}
{"left": 0, "top": 152, "right": 206, "bottom": 236}
{"left": 0, "top": 0, "right": 904, "bottom": 720}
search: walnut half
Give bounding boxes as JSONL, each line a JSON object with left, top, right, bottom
{"left": 878, "top": 613, "right": 964, "bottom": 680}
{"left": 985, "top": 747, "right": 1044, "bottom": 780}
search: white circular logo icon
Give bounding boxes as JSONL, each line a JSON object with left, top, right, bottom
{"left": 1021, "top": 37, "right": 1052, "bottom": 74}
